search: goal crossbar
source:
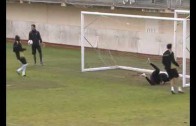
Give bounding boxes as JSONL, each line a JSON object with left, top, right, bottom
{"left": 81, "top": 11, "right": 185, "bottom": 21}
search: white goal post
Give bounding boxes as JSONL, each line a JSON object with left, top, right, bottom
{"left": 174, "top": 10, "right": 190, "bottom": 87}
{"left": 81, "top": 11, "right": 190, "bottom": 87}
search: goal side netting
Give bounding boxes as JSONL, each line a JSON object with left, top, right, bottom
{"left": 81, "top": 11, "right": 190, "bottom": 87}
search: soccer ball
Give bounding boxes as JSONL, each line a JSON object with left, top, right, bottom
{"left": 28, "top": 40, "right": 33, "bottom": 45}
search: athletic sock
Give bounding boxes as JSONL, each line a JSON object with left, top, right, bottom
{"left": 171, "top": 86, "right": 175, "bottom": 91}
{"left": 22, "top": 64, "right": 28, "bottom": 76}
{"left": 178, "top": 87, "right": 182, "bottom": 91}
{"left": 17, "top": 66, "right": 23, "bottom": 72}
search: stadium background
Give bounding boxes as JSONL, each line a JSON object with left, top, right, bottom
{"left": 6, "top": 0, "right": 189, "bottom": 57}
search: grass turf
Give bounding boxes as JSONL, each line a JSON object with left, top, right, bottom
{"left": 6, "top": 42, "right": 189, "bottom": 126}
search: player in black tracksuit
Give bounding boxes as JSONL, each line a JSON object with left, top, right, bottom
{"left": 140, "top": 59, "right": 169, "bottom": 85}
{"left": 143, "top": 63, "right": 169, "bottom": 85}
{"left": 13, "top": 35, "right": 28, "bottom": 76}
{"left": 29, "top": 24, "right": 43, "bottom": 65}
{"left": 162, "top": 43, "right": 184, "bottom": 94}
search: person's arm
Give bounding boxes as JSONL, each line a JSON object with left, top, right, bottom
{"left": 38, "top": 31, "right": 42, "bottom": 43}
{"left": 28, "top": 31, "right": 34, "bottom": 45}
{"left": 17, "top": 43, "right": 26, "bottom": 52}
{"left": 21, "top": 47, "right": 26, "bottom": 51}
{"left": 170, "top": 52, "right": 179, "bottom": 67}
{"left": 28, "top": 32, "right": 31, "bottom": 40}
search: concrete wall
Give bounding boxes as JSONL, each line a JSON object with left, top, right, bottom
{"left": 6, "top": 3, "right": 82, "bottom": 45}
{"left": 6, "top": 2, "right": 189, "bottom": 58}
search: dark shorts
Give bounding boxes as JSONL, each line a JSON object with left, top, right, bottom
{"left": 165, "top": 68, "right": 179, "bottom": 80}
{"left": 32, "top": 45, "right": 42, "bottom": 55}
{"left": 19, "top": 57, "right": 27, "bottom": 64}
{"left": 150, "top": 70, "right": 160, "bottom": 84}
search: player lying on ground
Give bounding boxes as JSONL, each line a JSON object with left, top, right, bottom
{"left": 140, "top": 58, "right": 169, "bottom": 85}
{"left": 13, "top": 35, "right": 28, "bottom": 77}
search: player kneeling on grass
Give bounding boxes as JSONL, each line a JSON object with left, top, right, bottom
{"left": 13, "top": 35, "right": 28, "bottom": 77}
{"left": 140, "top": 58, "right": 169, "bottom": 86}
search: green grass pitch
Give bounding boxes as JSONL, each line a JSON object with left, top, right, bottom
{"left": 6, "top": 42, "right": 189, "bottom": 126}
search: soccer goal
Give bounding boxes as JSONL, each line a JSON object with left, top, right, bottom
{"left": 81, "top": 11, "right": 189, "bottom": 87}
{"left": 174, "top": 10, "right": 190, "bottom": 87}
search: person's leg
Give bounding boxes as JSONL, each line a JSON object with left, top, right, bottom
{"left": 170, "top": 79, "right": 176, "bottom": 94}
{"left": 20, "top": 57, "right": 27, "bottom": 76}
{"left": 21, "top": 64, "right": 28, "bottom": 76}
{"left": 140, "top": 73, "right": 154, "bottom": 85}
{"left": 16, "top": 65, "right": 22, "bottom": 73}
{"left": 15, "top": 52, "right": 20, "bottom": 60}
{"left": 149, "top": 63, "right": 160, "bottom": 83}
{"left": 166, "top": 69, "right": 176, "bottom": 94}
{"left": 33, "top": 55, "right": 36, "bottom": 64}
{"left": 32, "top": 45, "right": 37, "bottom": 64}
{"left": 150, "top": 63, "right": 160, "bottom": 73}
{"left": 172, "top": 68, "right": 184, "bottom": 93}
{"left": 16, "top": 56, "right": 24, "bottom": 75}
{"left": 175, "top": 78, "right": 184, "bottom": 93}
{"left": 16, "top": 63, "right": 24, "bottom": 75}
{"left": 145, "top": 77, "right": 154, "bottom": 85}
{"left": 37, "top": 46, "right": 43, "bottom": 65}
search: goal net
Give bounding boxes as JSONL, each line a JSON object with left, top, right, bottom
{"left": 81, "top": 11, "right": 189, "bottom": 87}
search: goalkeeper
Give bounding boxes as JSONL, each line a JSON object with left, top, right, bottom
{"left": 28, "top": 24, "right": 43, "bottom": 65}
{"left": 13, "top": 35, "right": 28, "bottom": 77}
{"left": 140, "top": 59, "right": 169, "bottom": 85}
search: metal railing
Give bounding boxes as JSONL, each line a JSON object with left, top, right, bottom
{"left": 6, "top": 0, "right": 190, "bottom": 10}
